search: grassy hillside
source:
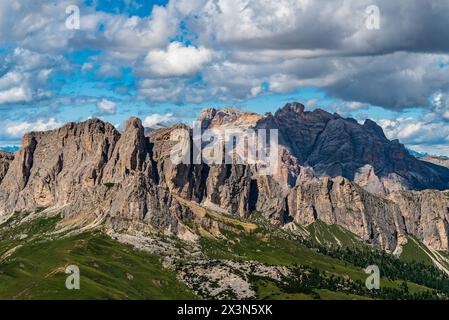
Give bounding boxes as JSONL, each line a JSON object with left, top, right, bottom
{"left": 305, "top": 220, "right": 363, "bottom": 248}
{"left": 0, "top": 213, "right": 196, "bottom": 300}
{"left": 400, "top": 236, "right": 449, "bottom": 274}
{"left": 197, "top": 218, "right": 439, "bottom": 299}
{"left": 1, "top": 207, "right": 449, "bottom": 300}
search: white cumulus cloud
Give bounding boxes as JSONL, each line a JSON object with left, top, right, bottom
{"left": 96, "top": 99, "right": 117, "bottom": 115}
{"left": 379, "top": 117, "right": 449, "bottom": 146}
{"left": 143, "top": 113, "right": 176, "bottom": 127}
{"left": 0, "top": 86, "right": 32, "bottom": 104}
{"left": 5, "top": 118, "right": 63, "bottom": 138}
{"left": 144, "top": 42, "right": 213, "bottom": 77}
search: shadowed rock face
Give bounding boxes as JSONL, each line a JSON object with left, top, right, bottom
{"left": 0, "top": 103, "right": 449, "bottom": 252}
{"left": 0, "top": 151, "right": 14, "bottom": 185}
{"left": 272, "top": 103, "right": 449, "bottom": 193}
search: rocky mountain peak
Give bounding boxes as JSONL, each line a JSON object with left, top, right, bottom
{"left": 125, "top": 117, "right": 143, "bottom": 130}
{"left": 198, "top": 107, "right": 262, "bottom": 129}
{"left": 103, "top": 117, "right": 149, "bottom": 181}
{"left": 271, "top": 102, "right": 449, "bottom": 193}
{"left": 363, "top": 118, "right": 387, "bottom": 140}
{"left": 278, "top": 102, "right": 305, "bottom": 114}
{"left": 197, "top": 107, "right": 217, "bottom": 124}
{"left": 157, "top": 102, "right": 449, "bottom": 194}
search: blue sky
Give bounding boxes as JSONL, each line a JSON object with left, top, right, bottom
{"left": 0, "top": 0, "right": 449, "bottom": 156}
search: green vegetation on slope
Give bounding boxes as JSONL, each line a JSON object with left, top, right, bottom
{"left": 400, "top": 236, "right": 435, "bottom": 265}
{"left": 306, "top": 220, "right": 363, "bottom": 248}
{"left": 198, "top": 215, "right": 441, "bottom": 300}
{"left": 2, "top": 207, "right": 449, "bottom": 300}
{"left": 0, "top": 214, "right": 196, "bottom": 300}
{"left": 318, "top": 244, "right": 449, "bottom": 297}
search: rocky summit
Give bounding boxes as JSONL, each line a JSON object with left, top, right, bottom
{"left": 1, "top": 103, "right": 449, "bottom": 274}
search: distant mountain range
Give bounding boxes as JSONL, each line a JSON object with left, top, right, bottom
{"left": 1, "top": 102, "right": 449, "bottom": 300}
{"left": 0, "top": 146, "right": 19, "bottom": 153}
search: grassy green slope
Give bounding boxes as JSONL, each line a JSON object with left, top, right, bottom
{"left": 1, "top": 207, "right": 447, "bottom": 300}
{"left": 198, "top": 215, "right": 437, "bottom": 299}
{"left": 399, "top": 236, "right": 449, "bottom": 274}
{"left": 305, "top": 220, "right": 363, "bottom": 248}
{"left": 0, "top": 214, "right": 196, "bottom": 300}
{"left": 201, "top": 228, "right": 367, "bottom": 281}
{"left": 400, "top": 236, "right": 435, "bottom": 265}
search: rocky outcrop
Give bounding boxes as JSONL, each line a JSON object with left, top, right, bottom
{"left": 388, "top": 190, "right": 449, "bottom": 251}
{"left": 0, "top": 151, "right": 14, "bottom": 185}
{"left": 0, "top": 119, "right": 120, "bottom": 214}
{"left": 103, "top": 117, "right": 150, "bottom": 182}
{"left": 354, "top": 165, "right": 386, "bottom": 195}
{"left": 287, "top": 176, "right": 407, "bottom": 251}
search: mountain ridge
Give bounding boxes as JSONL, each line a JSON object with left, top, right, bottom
{"left": 197, "top": 102, "right": 449, "bottom": 193}
{"left": 0, "top": 103, "right": 448, "bottom": 256}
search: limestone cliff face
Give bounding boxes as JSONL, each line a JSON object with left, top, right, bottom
{"left": 0, "top": 119, "right": 119, "bottom": 214}
{"left": 287, "top": 176, "right": 407, "bottom": 251}
{"left": 0, "top": 119, "right": 122, "bottom": 214}
{"left": 388, "top": 190, "right": 449, "bottom": 251}
{"left": 0, "top": 119, "right": 191, "bottom": 237}
{"left": 102, "top": 117, "right": 151, "bottom": 182}
{"left": 0, "top": 151, "right": 14, "bottom": 185}
{"left": 147, "top": 123, "right": 287, "bottom": 224}
{"left": 197, "top": 103, "right": 449, "bottom": 194}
